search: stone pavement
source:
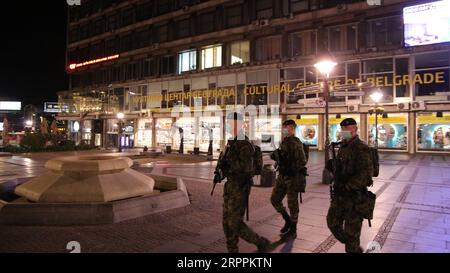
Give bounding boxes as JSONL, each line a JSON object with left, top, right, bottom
{"left": 0, "top": 150, "right": 450, "bottom": 253}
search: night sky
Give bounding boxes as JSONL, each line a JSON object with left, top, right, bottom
{"left": 0, "top": 1, "right": 69, "bottom": 109}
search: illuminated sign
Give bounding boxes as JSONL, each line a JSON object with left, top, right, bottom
{"left": 44, "top": 102, "right": 69, "bottom": 113}
{"left": 0, "top": 101, "right": 21, "bottom": 111}
{"left": 68, "top": 54, "right": 120, "bottom": 70}
{"left": 404, "top": 0, "right": 450, "bottom": 47}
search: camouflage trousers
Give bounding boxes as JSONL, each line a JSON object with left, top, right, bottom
{"left": 223, "top": 179, "right": 263, "bottom": 253}
{"left": 327, "top": 195, "right": 364, "bottom": 253}
{"left": 271, "top": 174, "right": 303, "bottom": 223}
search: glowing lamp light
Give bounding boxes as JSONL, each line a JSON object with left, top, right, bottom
{"left": 314, "top": 60, "right": 337, "bottom": 78}
{"left": 117, "top": 112, "right": 125, "bottom": 120}
{"left": 25, "top": 120, "right": 33, "bottom": 127}
{"left": 73, "top": 121, "right": 80, "bottom": 132}
{"left": 370, "top": 91, "right": 384, "bottom": 103}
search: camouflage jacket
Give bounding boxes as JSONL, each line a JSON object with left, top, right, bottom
{"left": 224, "top": 134, "right": 254, "bottom": 181}
{"left": 335, "top": 136, "right": 374, "bottom": 193}
{"left": 277, "top": 135, "right": 307, "bottom": 177}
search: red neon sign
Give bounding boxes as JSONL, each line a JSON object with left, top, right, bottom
{"left": 68, "top": 54, "right": 120, "bottom": 70}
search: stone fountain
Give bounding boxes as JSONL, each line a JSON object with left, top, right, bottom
{"left": 0, "top": 154, "right": 190, "bottom": 225}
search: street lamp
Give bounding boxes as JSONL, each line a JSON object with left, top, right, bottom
{"left": 117, "top": 112, "right": 125, "bottom": 153}
{"left": 369, "top": 90, "right": 384, "bottom": 149}
{"left": 315, "top": 59, "right": 337, "bottom": 185}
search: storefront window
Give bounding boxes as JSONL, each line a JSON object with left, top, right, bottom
{"left": 291, "top": 115, "right": 319, "bottom": 147}
{"left": 246, "top": 84, "right": 268, "bottom": 106}
{"left": 173, "top": 117, "right": 195, "bottom": 152}
{"left": 329, "top": 114, "right": 360, "bottom": 143}
{"left": 199, "top": 117, "right": 222, "bottom": 153}
{"left": 368, "top": 113, "right": 408, "bottom": 150}
{"left": 156, "top": 118, "right": 173, "bottom": 147}
{"left": 417, "top": 112, "right": 450, "bottom": 151}
{"left": 136, "top": 118, "right": 152, "bottom": 147}
{"left": 82, "top": 120, "right": 92, "bottom": 144}
{"left": 254, "top": 117, "right": 282, "bottom": 151}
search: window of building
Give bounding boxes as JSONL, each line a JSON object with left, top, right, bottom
{"left": 290, "top": 0, "right": 309, "bottom": 13}
{"left": 160, "top": 55, "right": 175, "bottom": 75}
{"left": 105, "top": 38, "right": 119, "bottom": 55}
{"left": 69, "top": 27, "right": 79, "bottom": 43}
{"left": 226, "top": 5, "right": 243, "bottom": 27}
{"left": 106, "top": 13, "right": 120, "bottom": 32}
{"left": 143, "top": 58, "right": 157, "bottom": 77}
{"left": 290, "top": 30, "right": 317, "bottom": 57}
{"left": 93, "top": 18, "right": 105, "bottom": 35}
{"left": 246, "top": 84, "right": 268, "bottom": 106}
{"left": 255, "top": 36, "right": 282, "bottom": 62}
{"left": 362, "top": 58, "right": 394, "bottom": 103}
{"left": 417, "top": 112, "right": 450, "bottom": 151}
{"left": 231, "top": 41, "right": 250, "bottom": 65}
{"left": 136, "top": 1, "right": 153, "bottom": 22}
{"left": 158, "top": 0, "right": 171, "bottom": 15}
{"left": 256, "top": 0, "right": 273, "bottom": 19}
{"left": 328, "top": 24, "right": 357, "bottom": 52}
{"left": 122, "top": 8, "right": 134, "bottom": 27}
{"left": 367, "top": 16, "right": 403, "bottom": 48}
{"left": 91, "top": 42, "right": 104, "bottom": 59}
{"left": 414, "top": 51, "right": 450, "bottom": 96}
{"left": 198, "top": 12, "right": 215, "bottom": 34}
{"left": 79, "top": 24, "right": 89, "bottom": 40}
{"left": 178, "top": 49, "right": 197, "bottom": 73}
{"left": 157, "top": 24, "right": 169, "bottom": 43}
{"left": 134, "top": 28, "right": 151, "bottom": 49}
{"left": 120, "top": 34, "right": 133, "bottom": 52}
{"left": 395, "top": 58, "right": 409, "bottom": 98}
{"left": 201, "top": 45, "right": 222, "bottom": 70}
{"left": 176, "top": 18, "right": 190, "bottom": 39}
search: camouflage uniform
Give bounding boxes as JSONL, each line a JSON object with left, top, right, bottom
{"left": 222, "top": 135, "right": 268, "bottom": 253}
{"left": 271, "top": 135, "right": 307, "bottom": 235}
{"left": 327, "top": 136, "right": 373, "bottom": 253}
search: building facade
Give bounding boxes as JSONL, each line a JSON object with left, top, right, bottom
{"left": 59, "top": 0, "right": 450, "bottom": 154}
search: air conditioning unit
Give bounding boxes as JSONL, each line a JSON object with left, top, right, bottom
{"left": 411, "top": 101, "right": 426, "bottom": 111}
{"left": 151, "top": 43, "right": 160, "bottom": 50}
{"left": 288, "top": 13, "right": 295, "bottom": 19}
{"left": 397, "top": 102, "right": 410, "bottom": 110}
{"left": 348, "top": 104, "right": 360, "bottom": 113}
{"left": 367, "top": 47, "right": 378, "bottom": 52}
{"left": 183, "top": 5, "right": 190, "bottom": 12}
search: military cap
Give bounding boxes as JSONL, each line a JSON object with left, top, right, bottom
{"left": 340, "top": 118, "right": 357, "bottom": 127}
{"left": 282, "top": 119, "right": 297, "bottom": 127}
{"left": 227, "top": 112, "right": 244, "bottom": 120}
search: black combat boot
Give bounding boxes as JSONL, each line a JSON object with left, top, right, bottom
{"left": 280, "top": 211, "right": 292, "bottom": 235}
{"left": 257, "top": 237, "right": 271, "bottom": 253}
{"left": 283, "top": 221, "right": 297, "bottom": 239}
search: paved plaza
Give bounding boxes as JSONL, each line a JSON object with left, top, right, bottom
{"left": 0, "top": 150, "right": 450, "bottom": 253}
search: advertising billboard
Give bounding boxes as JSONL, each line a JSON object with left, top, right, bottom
{"left": 404, "top": 0, "right": 450, "bottom": 47}
{"left": 0, "top": 101, "right": 21, "bottom": 111}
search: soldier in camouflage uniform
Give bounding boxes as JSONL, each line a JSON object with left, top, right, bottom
{"left": 326, "top": 118, "right": 374, "bottom": 253}
{"left": 222, "top": 112, "right": 270, "bottom": 253}
{"left": 271, "top": 120, "right": 307, "bottom": 239}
